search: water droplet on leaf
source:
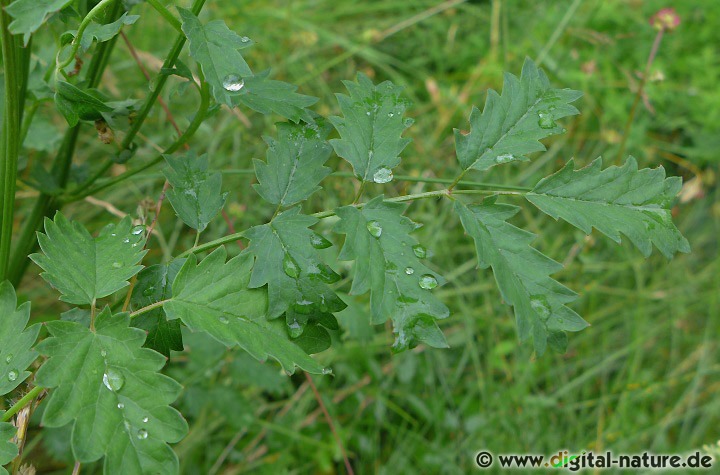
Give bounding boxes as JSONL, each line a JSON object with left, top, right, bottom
{"left": 5, "top": 354, "right": 12, "bottom": 364}
{"left": 7, "top": 370, "right": 18, "bottom": 382}
{"left": 287, "top": 319, "right": 304, "bottom": 338}
{"left": 495, "top": 153, "right": 517, "bottom": 164}
{"left": 412, "top": 245, "right": 427, "bottom": 259}
{"left": 222, "top": 74, "right": 245, "bottom": 92}
{"left": 117, "top": 403, "right": 124, "bottom": 409}
{"left": 103, "top": 368, "right": 125, "bottom": 392}
{"left": 240, "top": 36, "right": 250, "bottom": 43}
{"left": 373, "top": 167, "right": 393, "bottom": 184}
{"left": 366, "top": 221, "right": 383, "bottom": 238}
{"left": 292, "top": 300, "right": 314, "bottom": 315}
{"left": 418, "top": 274, "right": 438, "bottom": 290}
{"left": 112, "top": 262, "right": 122, "bottom": 268}
{"left": 404, "top": 267, "right": 414, "bottom": 275}
{"left": 282, "top": 254, "right": 300, "bottom": 278}
{"left": 131, "top": 226, "right": 144, "bottom": 235}
{"left": 530, "top": 295, "right": 551, "bottom": 319}
{"left": 218, "top": 316, "right": 229, "bottom": 324}
{"left": 137, "top": 429, "right": 148, "bottom": 440}
{"left": 100, "top": 350, "right": 107, "bottom": 357}
{"left": 537, "top": 111, "right": 556, "bottom": 129}
{"left": 142, "top": 416, "right": 149, "bottom": 423}
{"left": 316, "top": 264, "right": 341, "bottom": 284}
{"left": 310, "top": 233, "right": 332, "bottom": 249}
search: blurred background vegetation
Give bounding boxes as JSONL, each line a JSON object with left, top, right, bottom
{"left": 16, "top": 0, "right": 720, "bottom": 473}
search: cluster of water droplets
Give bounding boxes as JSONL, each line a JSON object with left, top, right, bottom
{"left": 4, "top": 353, "right": 18, "bottom": 382}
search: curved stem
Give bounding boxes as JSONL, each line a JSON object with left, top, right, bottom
{"left": 65, "top": 81, "right": 211, "bottom": 201}
{"left": 616, "top": 28, "right": 664, "bottom": 162}
{"left": 1, "top": 386, "right": 44, "bottom": 422}
{"left": 146, "top": 0, "right": 183, "bottom": 33}
{"left": 67, "top": 0, "right": 207, "bottom": 198}
{"left": 56, "top": 0, "right": 117, "bottom": 73}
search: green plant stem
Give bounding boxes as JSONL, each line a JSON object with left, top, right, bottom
{"left": 0, "top": 5, "right": 25, "bottom": 280}
{"left": 55, "top": 0, "right": 117, "bottom": 73}
{"left": 179, "top": 188, "right": 518, "bottom": 258}
{"left": 67, "top": 0, "right": 207, "bottom": 196}
{"left": 65, "top": 81, "right": 210, "bottom": 202}
{"left": 7, "top": 4, "right": 124, "bottom": 286}
{"left": 129, "top": 299, "right": 169, "bottom": 318}
{"left": 616, "top": 27, "right": 665, "bottom": 162}
{"left": 146, "top": 0, "right": 183, "bottom": 33}
{"left": 1, "top": 386, "right": 44, "bottom": 422}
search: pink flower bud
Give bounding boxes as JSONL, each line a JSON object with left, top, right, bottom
{"left": 650, "top": 8, "right": 681, "bottom": 32}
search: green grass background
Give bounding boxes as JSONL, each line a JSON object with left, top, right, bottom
{"left": 17, "top": 0, "right": 720, "bottom": 473}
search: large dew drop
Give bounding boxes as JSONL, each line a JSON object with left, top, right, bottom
{"left": 418, "top": 274, "right": 438, "bottom": 290}
{"left": 366, "top": 221, "right": 383, "bottom": 238}
{"left": 282, "top": 254, "right": 300, "bottom": 278}
{"left": 310, "top": 233, "right": 332, "bottom": 249}
{"left": 373, "top": 167, "right": 394, "bottom": 184}
{"left": 222, "top": 74, "right": 245, "bottom": 92}
{"left": 103, "top": 368, "right": 125, "bottom": 392}
{"left": 495, "top": 153, "right": 517, "bottom": 164}
{"left": 530, "top": 295, "right": 551, "bottom": 319}
{"left": 537, "top": 111, "right": 556, "bottom": 129}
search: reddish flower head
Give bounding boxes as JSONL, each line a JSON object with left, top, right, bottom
{"left": 650, "top": 8, "right": 681, "bottom": 32}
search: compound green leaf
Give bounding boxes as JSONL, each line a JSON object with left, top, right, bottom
{"left": 6, "top": 0, "right": 73, "bottom": 45}
{"left": 455, "top": 58, "right": 582, "bottom": 172}
{"left": 130, "top": 260, "right": 186, "bottom": 357}
{"left": 455, "top": 200, "right": 589, "bottom": 355}
{"left": 526, "top": 157, "right": 691, "bottom": 259}
{"left": 77, "top": 13, "right": 140, "bottom": 52}
{"left": 178, "top": 8, "right": 254, "bottom": 106}
{"left": 31, "top": 214, "right": 146, "bottom": 306}
{"left": 232, "top": 74, "right": 318, "bottom": 123}
{"left": 35, "top": 310, "right": 187, "bottom": 473}
{"left": 0, "top": 282, "right": 40, "bottom": 396}
{"left": 253, "top": 119, "right": 333, "bottom": 208}
{"left": 0, "top": 422, "right": 17, "bottom": 475}
{"left": 163, "top": 151, "right": 227, "bottom": 232}
{"left": 163, "top": 247, "right": 327, "bottom": 374}
{"left": 54, "top": 81, "right": 113, "bottom": 127}
{"left": 334, "top": 197, "right": 449, "bottom": 352}
{"left": 329, "top": 74, "right": 413, "bottom": 183}
{"left": 245, "top": 207, "right": 346, "bottom": 319}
